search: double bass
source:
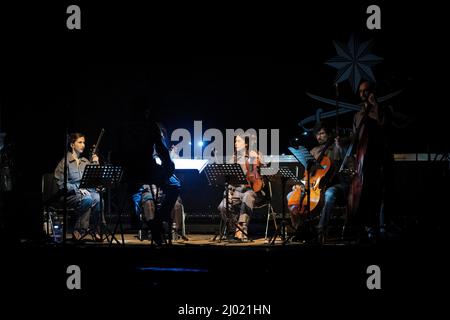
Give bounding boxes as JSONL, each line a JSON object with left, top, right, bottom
{"left": 342, "top": 103, "right": 373, "bottom": 218}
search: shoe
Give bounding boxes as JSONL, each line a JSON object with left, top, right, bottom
{"left": 145, "top": 219, "right": 163, "bottom": 246}
{"left": 93, "top": 232, "right": 103, "bottom": 242}
{"left": 150, "top": 223, "right": 164, "bottom": 246}
{"left": 72, "top": 230, "right": 83, "bottom": 241}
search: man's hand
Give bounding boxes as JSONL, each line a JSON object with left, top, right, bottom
{"left": 334, "top": 136, "right": 341, "bottom": 148}
{"left": 79, "top": 188, "right": 90, "bottom": 196}
{"left": 91, "top": 153, "right": 99, "bottom": 164}
{"left": 368, "top": 93, "right": 378, "bottom": 109}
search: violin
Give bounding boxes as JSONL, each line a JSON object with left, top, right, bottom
{"left": 245, "top": 151, "right": 264, "bottom": 192}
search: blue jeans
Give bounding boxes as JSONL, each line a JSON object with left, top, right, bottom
{"left": 67, "top": 188, "right": 102, "bottom": 230}
{"left": 317, "top": 183, "right": 347, "bottom": 230}
{"left": 133, "top": 175, "right": 181, "bottom": 223}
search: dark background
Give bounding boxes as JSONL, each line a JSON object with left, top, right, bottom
{"left": 0, "top": 1, "right": 448, "bottom": 313}
{"left": 0, "top": 1, "right": 447, "bottom": 237}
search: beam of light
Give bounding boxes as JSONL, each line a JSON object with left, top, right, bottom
{"left": 137, "top": 267, "right": 209, "bottom": 273}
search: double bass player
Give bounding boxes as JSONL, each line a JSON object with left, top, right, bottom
{"left": 349, "top": 80, "right": 393, "bottom": 242}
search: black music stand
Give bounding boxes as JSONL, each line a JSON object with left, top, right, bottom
{"left": 204, "top": 163, "right": 248, "bottom": 242}
{"left": 79, "top": 165, "right": 123, "bottom": 244}
{"left": 265, "top": 167, "right": 301, "bottom": 244}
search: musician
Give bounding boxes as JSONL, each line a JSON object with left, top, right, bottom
{"left": 288, "top": 122, "right": 351, "bottom": 243}
{"left": 132, "top": 123, "right": 185, "bottom": 241}
{"left": 54, "top": 133, "right": 103, "bottom": 241}
{"left": 217, "top": 134, "right": 267, "bottom": 241}
{"left": 114, "top": 100, "right": 180, "bottom": 246}
{"left": 351, "top": 80, "right": 393, "bottom": 241}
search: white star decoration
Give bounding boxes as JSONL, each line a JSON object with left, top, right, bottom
{"left": 325, "top": 34, "right": 383, "bottom": 92}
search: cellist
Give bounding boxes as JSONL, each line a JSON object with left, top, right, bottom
{"left": 287, "top": 122, "right": 352, "bottom": 243}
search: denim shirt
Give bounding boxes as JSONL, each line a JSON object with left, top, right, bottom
{"left": 54, "top": 152, "right": 95, "bottom": 192}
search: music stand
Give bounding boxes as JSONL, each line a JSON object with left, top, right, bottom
{"left": 265, "top": 167, "right": 301, "bottom": 244}
{"left": 79, "top": 165, "right": 123, "bottom": 243}
{"left": 204, "top": 163, "right": 248, "bottom": 242}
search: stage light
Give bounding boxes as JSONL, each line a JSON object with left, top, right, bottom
{"left": 197, "top": 141, "right": 204, "bottom": 147}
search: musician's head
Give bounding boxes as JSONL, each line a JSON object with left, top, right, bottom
{"left": 235, "top": 134, "right": 247, "bottom": 152}
{"left": 69, "top": 133, "right": 86, "bottom": 155}
{"left": 313, "top": 122, "right": 331, "bottom": 145}
{"left": 235, "top": 132, "right": 258, "bottom": 153}
{"left": 359, "top": 80, "right": 375, "bottom": 102}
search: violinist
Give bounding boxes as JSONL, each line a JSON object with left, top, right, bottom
{"left": 287, "top": 122, "right": 351, "bottom": 243}
{"left": 350, "top": 80, "right": 393, "bottom": 241}
{"left": 54, "top": 133, "right": 103, "bottom": 241}
{"left": 217, "top": 133, "right": 267, "bottom": 241}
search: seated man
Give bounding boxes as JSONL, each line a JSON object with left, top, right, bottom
{"left": 287, "top": 122, "right": 351, "bottom": 243}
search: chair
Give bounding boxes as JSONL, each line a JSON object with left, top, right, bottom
{"left": 221, "top": 180, "right": 276, "bottom": 242}
{"left": 255, "top": 181, "right": 278, "bottom": 242}
{"left": 136, "top": 185, "right": 187, "bottom": 242}
{"left": 41, "top": 173, "right": 75, "bottom": 242}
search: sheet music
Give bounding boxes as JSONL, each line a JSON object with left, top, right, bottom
{"left": 288, "top": 147, "right": 317, "bottom": 169}
{"left": 173, "top": 159, "right": 209, "bottom": 173}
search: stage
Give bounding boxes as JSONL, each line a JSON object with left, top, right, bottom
{"left": 65, "top": 233, "right": 348, "bottom": 247}
{"left": 0, "top": 227, "right": 446, "bottom": 318}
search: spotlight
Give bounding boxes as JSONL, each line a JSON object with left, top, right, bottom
{"left": 197, "top": 141, "right": 204, "bottom": 147}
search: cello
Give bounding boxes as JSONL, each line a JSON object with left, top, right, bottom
{"left": 287, "top": 138, "right": 335, "bottom": 215}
